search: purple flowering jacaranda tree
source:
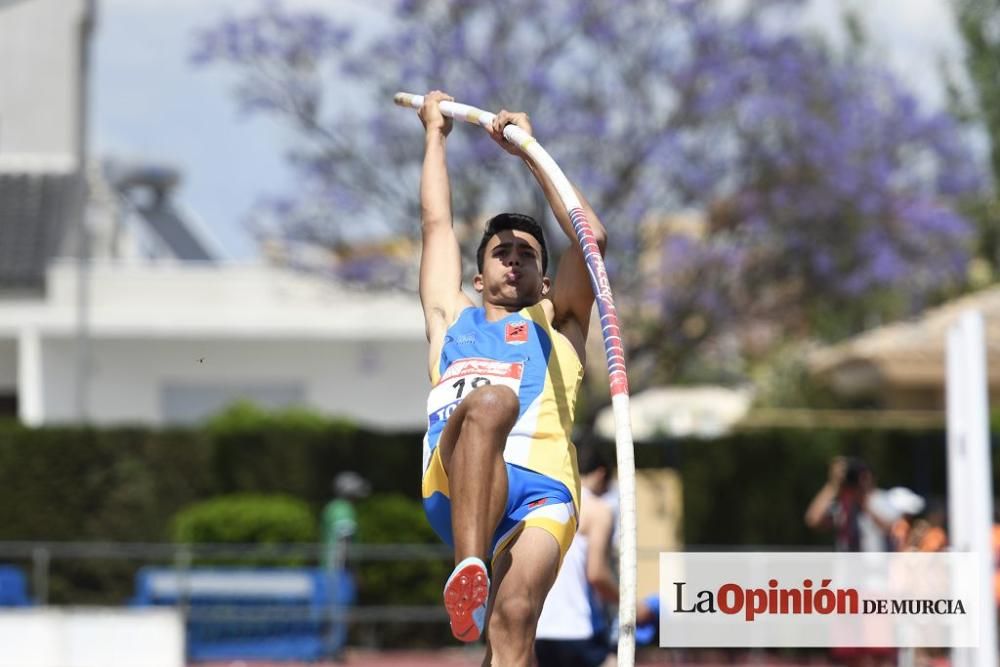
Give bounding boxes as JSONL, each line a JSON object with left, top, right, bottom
{"left": 194, "top": 0, "right": 984, "bottom": 384}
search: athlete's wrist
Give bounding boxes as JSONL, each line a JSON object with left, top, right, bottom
{"left": 426, "top": 133, "right": 449, "bottom": 150}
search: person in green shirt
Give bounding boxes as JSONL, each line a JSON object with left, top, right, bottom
{"left": 322, "top": 472, "right": 370, "bottom": 564}
{"left": 321, "top": 471, "right": 370, "bottom": 658}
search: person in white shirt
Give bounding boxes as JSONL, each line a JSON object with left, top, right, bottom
{"left": 535, "top": 447, "right": 651, "bottom": 666}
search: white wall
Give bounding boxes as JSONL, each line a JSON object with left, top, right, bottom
{"left": 0, "top": 608, "right": 183, "bottom": 667}
{"left": 0, "top": 0, "right": 87, "bottom": 157}
{"left": 0, "top": 262, "right": 434, "bottom": 428}
{"left": 39, "top": 262, "right": 427, "bottom": 339}
{"left": 40, "top": 336, "right": 430, "bottom": 429}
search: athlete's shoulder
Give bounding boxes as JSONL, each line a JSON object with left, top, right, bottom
{"left": 531, "top": 298, "right": 586, "bottom": 366}
{"left": 532, "top": 299, "right": 557, "bottom": 322}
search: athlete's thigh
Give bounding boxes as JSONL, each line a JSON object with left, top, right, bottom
{"left": 481, "top": 528, "right": 561, "bottom": 666}
{"left": 435, "top": 385, "right": 518, "bottom": 471}
{"left": 488, "top": 526, "right": 562, "bottom": 624}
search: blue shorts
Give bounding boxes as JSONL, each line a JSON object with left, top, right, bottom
{"left": 422, "top": 446, "right": 577, "bottom": 562}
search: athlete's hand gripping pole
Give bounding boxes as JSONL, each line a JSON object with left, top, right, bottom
{"left": 395, "top": 91, "right": 639, "bottom": 667}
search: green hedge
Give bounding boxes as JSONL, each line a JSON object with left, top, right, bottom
{"left": 0, "top": 418, "right": 965, "bottom": 549}
{"left": 0, "top": 424, "right": 216, "bottom": 543}
{"left": 172, "top": 493, "right": 317, "bottom": 544}
{"left": 0, "top": 407, "right": 422, "bottom": 545}
{"left": 0, "top": 405, "right": 988, "bottom": 606}
{"left": 355, "top": 493, "right": 447, "bottom": 605}
{"left": 625, "top": 427, "right": 951, "bottom": 547}
{"left": 354, "top": 494, "right": 453, "bottom": 646}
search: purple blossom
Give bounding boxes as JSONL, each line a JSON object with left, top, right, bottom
{"left": 194, "top": 0, "right": 986, "bottom": 351}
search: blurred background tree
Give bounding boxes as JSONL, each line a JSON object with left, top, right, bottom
{"left": 950, "top": 0, "right": 1000, "bottom": 280}
{"left": 194, "top": 0, "right": 985, "bottom": 402}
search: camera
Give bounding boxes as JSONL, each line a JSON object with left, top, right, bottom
{"left": 842, "top": 457, "right": 869, "bottom": 489}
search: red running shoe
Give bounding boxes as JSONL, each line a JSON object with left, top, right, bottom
{"left": 443, "top": 556, "right": 490, "bottom": 642}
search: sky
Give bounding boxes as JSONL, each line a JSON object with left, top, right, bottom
{"left": 90, "top": 0, "right": 387, "bottom": 260}
{"left": 90, "top": 0, "right": 969, "bottom": 261}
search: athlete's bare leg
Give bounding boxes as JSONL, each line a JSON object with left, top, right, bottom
{"left": 436, "top": 384, "right": 518, "bottom": 564}
{"left": 480, "top": 526, "right": 561, "bottom": 666}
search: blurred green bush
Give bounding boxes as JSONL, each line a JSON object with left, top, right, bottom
{"left": 0, "top": 401, "right": 987, "bottom": 607}
{"left": 171, "top": 493, "right": 317, "bottom": 560}
{"left": 354, "top": 493, "right": 448, "bottom": 603}
{"left": 354, "top": 493, "right": 453, "bottom": 647}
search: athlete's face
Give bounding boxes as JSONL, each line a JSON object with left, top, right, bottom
{"left": 474, "top": 229, "right": 549, "bottom": 308}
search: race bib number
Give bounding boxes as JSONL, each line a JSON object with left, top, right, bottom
{"left": 427, "top": 358, "right": 523, "bottom": 428}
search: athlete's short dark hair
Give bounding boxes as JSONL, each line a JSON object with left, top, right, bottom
{"left": 475, "top": 213, "right": 548, "bottom": 274}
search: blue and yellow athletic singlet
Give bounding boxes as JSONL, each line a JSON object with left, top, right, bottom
{"left": 421, "top": 302, "right": 584, "bottom": 559}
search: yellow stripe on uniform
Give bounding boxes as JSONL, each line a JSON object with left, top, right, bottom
{"left": 519, "top": 305, "right": 584, "bottom": 513}
{"left": 525, "top": 516, "right": 578, "bottom": 566}
{"left": 492, "top": 515, "right": 578, "bottom": 568}
{"left": 422, "top": 446, "right": 450, "bottom": 498}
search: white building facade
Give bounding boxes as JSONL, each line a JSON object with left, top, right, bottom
{"left": 0, "top": 0, "right": 433, "bottom": 432}
{"left": 0, "top": 261, "right": 430, "bottom": 430}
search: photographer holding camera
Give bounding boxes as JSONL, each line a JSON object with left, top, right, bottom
{"left": 805, "top": 456, "right": 899, "bottom": 552}
{"left": 805, "top": 457, "right": 903, "bottom": 667}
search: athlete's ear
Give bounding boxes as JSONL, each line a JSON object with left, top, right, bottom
{"left": 540, "top": 276, "right": 551, "bottom": 296}
{"left": 473, "top": 273, "right": 485, "bottom": 294}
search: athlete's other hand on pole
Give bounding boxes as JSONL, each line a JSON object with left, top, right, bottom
{"left": 489, "top": 109, "right": 532, "bottom": 156}
{"left": 419, "top": 90, "right": 454, "bottom": 138}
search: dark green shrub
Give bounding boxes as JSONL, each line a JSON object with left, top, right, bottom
{"left": 354, "top": 493, "right": 452, "bottom": 646}
{"left": 172, "top": 493, "right": 317, "bottom": 544}
{"left": 354, "top": 493, "right": 447, "bottom": 603}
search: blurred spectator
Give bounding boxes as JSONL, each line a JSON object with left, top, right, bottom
{"left": 321, "top": 471, "right": 370, "bottom": 660}
{"left": 805, "top": 457, "right": 899, "bottom": 552}
{"left": 886, "top": 487, "right": 927, "bottom": 552}
{"left": 993, "top": 500, "right": 1000, "bottom": 610}
{"left": 322, "top": 471, "right": 372, "bottom": 559}
{"left": 898, "top": 496, "right": 947, "bottom": 553}
{"left": 805, "top": 457, "right": 899, "bottom": 667}
{"left": 535, "top": 446, "right": 616, "bottom": 667}
{"left": 889, "top": 495, "right": 947, "bottom": 667}
{"left": 535, "top": 447, "right": 651, "bottom": 667}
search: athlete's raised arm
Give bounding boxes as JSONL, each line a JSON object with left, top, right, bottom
{"left": 487, "top": 110, "right": 607, "bottom": 359}
{"left": 418, "top": 91, "right": 473, "bottom": 362}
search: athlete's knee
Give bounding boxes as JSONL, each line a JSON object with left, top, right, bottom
{"left": 462, "top": 385, "right": 519, "bottom": 430}
{"left": 490, "top": 591, "right": 537, "bottom": 636}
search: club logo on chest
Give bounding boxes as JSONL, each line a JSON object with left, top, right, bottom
{"left": 505, "top": 321, "right": 529, "bottom": 344}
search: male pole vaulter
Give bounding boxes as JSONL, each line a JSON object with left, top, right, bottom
{"left": 414, "top": 90, "right": 607, "bottom": 666}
